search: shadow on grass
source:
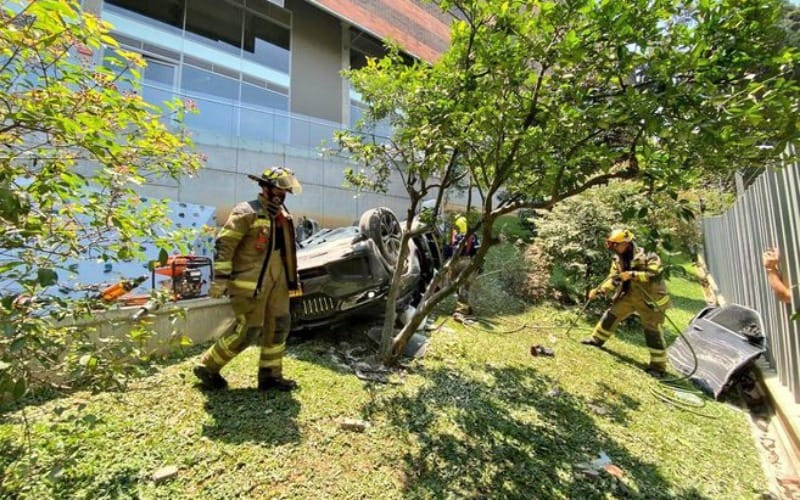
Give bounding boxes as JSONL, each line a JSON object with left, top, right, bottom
{"left": 200, "top": 388, "right": 301, "bottom": 446}
{"left": 0, "top": 344, "right": 209, "bottom": 417}
{"left": 363, "top": 364, "right": 708, "bottom": 499}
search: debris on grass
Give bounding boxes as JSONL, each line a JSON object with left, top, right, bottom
{"left": 588, "top": 403, "right": 609, "bottom": 416}
{"left": 339, "top": 418, "right": 371, "bottom": 433}
{"left": 576, "top": 452, "right": 626, "bottom": 480}
{"left": 530, "top": 344, "right": 554, "bottom": 357}
{"left": 152, "top": 465, "right": 179, "bottom": 483}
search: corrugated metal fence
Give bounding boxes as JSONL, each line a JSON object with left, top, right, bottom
{"left": 702, "top": 144, "right": 800, "bottom": 401}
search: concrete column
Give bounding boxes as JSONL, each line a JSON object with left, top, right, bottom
{"left": 341, "top": 21, "right": 351, "bottom": 128}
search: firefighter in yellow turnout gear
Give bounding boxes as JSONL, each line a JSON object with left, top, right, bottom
{"left": 581, "top": 229, "right": 671, "bottom": 378}
{"left": 193, "top": 167, "right": 302, "bottom": 391}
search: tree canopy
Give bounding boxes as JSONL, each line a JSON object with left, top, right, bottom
{"left": 338, "top": 0, "right": 800, "bottom": 364}
{"left": 0, "top": 0, "right": 203, "bottom": 403}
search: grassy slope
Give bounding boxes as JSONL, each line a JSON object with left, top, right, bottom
{"left": 0, "top": 247, "right": 766, "bottom": 499}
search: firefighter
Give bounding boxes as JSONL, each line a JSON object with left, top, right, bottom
{"left": 581, "top": 229, "right": 671, "bottom": 377}
{"left": 447, "top": 214, "right": 479, "bottom": 321}
{"left": 193, "top": 167, "right": 302, "bottom": 391}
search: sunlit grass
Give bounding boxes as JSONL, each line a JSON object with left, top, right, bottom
{"left": 0, "top": 245, "right": 766, "bottom": 498}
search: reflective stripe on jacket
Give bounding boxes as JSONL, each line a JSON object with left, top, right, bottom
{"left": 213, "top": 194, "right": 299, "bottom": 298}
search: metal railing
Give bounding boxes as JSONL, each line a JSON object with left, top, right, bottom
{"left": 702, "top": 144, "right": 800, "bottom": 401}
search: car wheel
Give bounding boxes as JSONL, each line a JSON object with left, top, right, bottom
{"left": 359, "top": 207, "right": 402, "bottom": 266}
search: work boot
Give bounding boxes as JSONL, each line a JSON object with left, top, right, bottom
{"left": 580, "top": 337, "right": 604, "bottom": 347}
{"left": 258, "top": 370, "right": 297, "bottom": 392}
{"left": 193, "top": 365, "right": 228, "bottom": 390}
{"left": 644, "top": 364, "right": 666, "bottom": 378}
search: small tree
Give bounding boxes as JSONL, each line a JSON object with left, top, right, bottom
{"left": 0, "top": 0, "right": 203, "bottom": 404}
{"left": 339, "top": 0, "right": 799, "bottom": 365}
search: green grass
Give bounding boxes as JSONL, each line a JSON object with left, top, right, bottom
{"left": 0, "top": 248, "right": 766, "bottom": 499}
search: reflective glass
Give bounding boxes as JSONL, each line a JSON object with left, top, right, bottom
{"left": 104, "top": 0, "right": 184, "bottom": 36}
{"left": 180, "top": 65, "right": 237, "bottom": 138}
{"left": 142, "top": 58, "right": 176, "bottom": 106}
{"left": 241, "top": 83, "right": 288, "bottom": 111}
{"left": 243, "top": 11, "right": 290, "bottom": 74}
{"left": 185, "top": 0, "right": 243, "bottom": 57}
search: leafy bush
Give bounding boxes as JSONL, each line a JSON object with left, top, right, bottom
{"left": 518, "top": 181, "right": 732, "bottom": 304}
{"left": 0, "top": 1, "right": 202, "bottom": 406}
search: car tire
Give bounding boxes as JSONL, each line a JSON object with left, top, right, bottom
{"left": 359, "top": 207, "right": 402, "bottom": 266}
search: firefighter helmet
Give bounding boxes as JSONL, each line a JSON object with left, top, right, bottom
{"left": 454, "top": 215, "right": 468, "bottom": 234}
{"left": 606, "top": 229, "right": 634, "bottom": 249}
{"left": 247, "top": 167, "right": 302, "bottom": 194}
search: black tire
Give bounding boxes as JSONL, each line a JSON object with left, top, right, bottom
{"left": 359, "top": 207, "right": 402, "bottom": 266}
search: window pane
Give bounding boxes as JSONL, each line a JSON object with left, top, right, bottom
{"left": 241, "top": 83, "right": 288, "bottom": 111}
{"left": 105, "top": 0, "right": 184, "bottom": 35}
{"left": 142, "top": 58, "right": 175, "bottom": 106}
{"left": 181, "top": 65, "right": 238, "bottom": 101}
{"left": 243, "top": 12, "right": 290, "bottom": 74}
{"left": 185, "top": 0, "right": 243, "bottom": 57}
{"left": 181, "top": 65, "right": 237, "bottom": 139}
{"left": 144, "top": 58, "right": 175, "bottom": 86}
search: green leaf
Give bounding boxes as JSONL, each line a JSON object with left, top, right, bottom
{"left": 158, "top": 248, "right": 169, "bottom": 267}
{"left": 37, "top": 268, "right": 59, "bottom": 287}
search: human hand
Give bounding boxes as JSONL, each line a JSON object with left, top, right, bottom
{"left": 763, "top": 248, "right": 780, "bottom": 271}
{"left": 209, "top": 280, "right": 227, "bottom": 298}
{"left": 619, "top": 271, "right": 635, "bottom": 281}
{"left": 588, "top": 288, "right": 603, "bottom": 301}
{"left": 266, "top": 197, "right": 282, "bottom": 218}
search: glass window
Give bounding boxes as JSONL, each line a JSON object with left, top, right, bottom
{"left": 185, "top": 0, "right": 243, "bottom": 57}
{"left": 104, "top": 0, "right": 184, "bottom": 35}
{"left": 241, "top": 82, "right": 288, "bottom": 111}
{"left": 181, "top": 64, "right": 238, "bottom": 102}
{"left": 243, "top": 11, "right": 290, "bottom": 74}
{"left": 349, "top": 28, "right": 386, "bottom": 70}
{"left": 240, "top": 82, "right": 289, "bottom": 143}
{"left": 181, "top": 65, "right": 238, "bottom": 138}
{"left": 142, "top": 57, "right": 176, "bottom": 106}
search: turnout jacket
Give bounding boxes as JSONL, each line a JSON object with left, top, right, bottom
{"left": 598, "top": 245, "right": 670, "bottom": 309}
{"left": 212, "top": 194, "right": 299, "bottom": 298}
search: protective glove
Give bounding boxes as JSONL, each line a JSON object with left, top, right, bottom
{"left": 209, "top": 280, "right": 228, "bottom": 298}
{"left": 619, "top": 271, "right": 636, "bottom": 282}
{"left": 265, "top": 197, "right": 282, "bottom": 218}
{"left": 588, "top": 288, "right": 603, "bottom": 301}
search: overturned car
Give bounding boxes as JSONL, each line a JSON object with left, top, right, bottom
{"left": 290, "top": 208, "right": 442, "bottom": 332}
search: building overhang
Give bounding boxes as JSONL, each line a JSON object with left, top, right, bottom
{"left": 305, "top": 0, "right": 451, "bottom": 62}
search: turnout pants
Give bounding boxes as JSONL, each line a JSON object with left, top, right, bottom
{"left": 590, "top": 290, "right": 669, "bottom": 369}
{"left": 448, "top": 256, "right": 474, "bottom": 315}
{"left": 200, "top": 253, "right": 291, "bottom": 377}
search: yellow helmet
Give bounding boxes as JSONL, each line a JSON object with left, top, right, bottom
{"left": 606, "top": 229, "right": 634, "bottom": 248}
{"left": 247, "top": 167, "right": 302, "bottom": 194}
{"left": 454, "top": 215, "right": 468, "bottom": 234}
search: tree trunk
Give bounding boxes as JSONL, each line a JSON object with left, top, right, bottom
{"left": 382, "top": 217, "right": 496, "bottom": 365}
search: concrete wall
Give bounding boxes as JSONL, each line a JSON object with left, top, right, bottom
{"left": 287, "top": 0, "right": 344, "bottom": 123}
{"left": 137, "top": 140, "right": 414, "bottom": 228}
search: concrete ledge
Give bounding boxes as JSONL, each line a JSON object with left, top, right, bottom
{"left": 754, "top": 358, "right": 800, "bottom": 472}
{"left": 71, "top": 297, "right": 236, "bottom": 356}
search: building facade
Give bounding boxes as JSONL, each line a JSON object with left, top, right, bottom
{"left": 81, "top": 0, "right": 452, "bottom": 226}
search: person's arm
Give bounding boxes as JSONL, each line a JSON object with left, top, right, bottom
{"left": 210, "top": 206, "right": 250, "bottom": 297}
{"left": 763, "top": 249, "right": 791, "bottom": 304}
{"left": 620, "top": 252, "right": 663, "bottom": 283}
